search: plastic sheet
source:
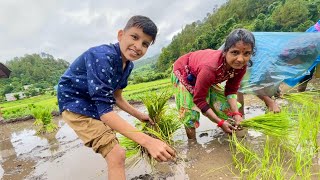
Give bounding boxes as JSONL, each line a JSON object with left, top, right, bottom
{"left": 238, "top": 32, "right": 320, "bottom": 96}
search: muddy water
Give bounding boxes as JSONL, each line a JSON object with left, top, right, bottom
{"left": 0, "top": 87, "right": 319, "bottom": 180}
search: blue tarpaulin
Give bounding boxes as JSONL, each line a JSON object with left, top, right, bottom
{"left": 284, "top": 20, "right": 320, "bottom": 87}
{"left": 239, "top": 32, "right": 320, "bottom": 96}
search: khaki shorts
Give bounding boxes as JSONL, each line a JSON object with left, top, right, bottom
{"left": 62, "top": 111, "right": 118, "bottom": 158}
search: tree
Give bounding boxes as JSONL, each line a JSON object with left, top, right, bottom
{"left": 272, "top": 0, "right": 309, "bottom": 31}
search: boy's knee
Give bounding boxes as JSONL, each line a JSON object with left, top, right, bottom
{"left": 106, "top": 144, "right": 126, "bottom": 165}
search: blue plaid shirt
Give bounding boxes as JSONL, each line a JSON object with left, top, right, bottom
{"left": 57, "top": 43, "right": 134, "bottom": 119}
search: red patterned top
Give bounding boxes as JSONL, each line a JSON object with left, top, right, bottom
{"left": 173, "top": 49, "right": 246, "bottom": 113}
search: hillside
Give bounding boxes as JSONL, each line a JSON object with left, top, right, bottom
{"left": 133, "top": 54, "right": 159, "bottom": 69}
{"left": 0, "top": 53, "right": 69, "bottom": 97}
{"left": 155, "top": 0, "right": 320, "bottom": 72}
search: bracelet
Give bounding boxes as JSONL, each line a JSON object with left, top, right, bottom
{"left": 217, "top": 120, "right": 225, "bottom": 127}
{"left": 227, "top": 111, "right": 243, "bottom": 117}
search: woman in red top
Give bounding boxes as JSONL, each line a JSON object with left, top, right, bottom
{"left": 171, "top": 28, "right": 255, "bottom": 139}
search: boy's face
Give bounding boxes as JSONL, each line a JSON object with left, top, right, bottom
{"left": 117, "top": 27, "right": 153, "bottom": 62}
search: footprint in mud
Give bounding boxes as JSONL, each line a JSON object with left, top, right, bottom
{"left": 130, "top": 174, "right": 153, "bottom": 180}
{"left": 199, "top": 132, "right": 208, "bottom": 138}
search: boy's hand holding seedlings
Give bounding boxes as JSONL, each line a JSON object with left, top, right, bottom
{"left": 136, "top": 112, "right": 155, "bottom": 125}
{"left": 143, "top": 138, "right": 175, "bottom": 162}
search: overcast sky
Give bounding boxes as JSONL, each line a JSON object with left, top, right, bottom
{"left": 0, "top": 0, "right": 226, "bottom": 63}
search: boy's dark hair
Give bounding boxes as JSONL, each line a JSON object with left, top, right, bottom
{"left": 124, "top": 15, "right": 158, "bottom": 44}
{"left": 223, "top": 28, "right": 256, "bottom": 66}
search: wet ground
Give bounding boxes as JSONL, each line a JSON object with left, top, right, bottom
{"left": 1, "top": 80, "right": 319, "bottom": 180}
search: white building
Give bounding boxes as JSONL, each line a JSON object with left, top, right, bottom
{"left": 5, "top": 92, "right": 26, "bottom": 101}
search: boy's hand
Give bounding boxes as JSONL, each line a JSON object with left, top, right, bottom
{"left": 144, "top": 138, "right": 175, "bottom": 162}
{"left": 138, "top": 113, "right": 154, "bottom": 125}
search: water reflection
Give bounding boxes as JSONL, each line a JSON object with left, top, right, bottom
{"left": 0, "top": 100, "right": 271, "bottom": 179}
{"left": 0, "top": 124, "right": 36, "bottom": 179}
{"left": 0, "top": 119, "right": 75, "bottom": 179}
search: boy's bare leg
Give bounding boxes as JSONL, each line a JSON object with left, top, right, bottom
{"left": 185, "top": 126, "right": 196, "bottom": 139}
{"left": 105, "top": 144, "right": 126, "bottom": 180}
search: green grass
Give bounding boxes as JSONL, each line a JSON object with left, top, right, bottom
{"left": 0, "top": 78, "right": 171, "bottom": 121}
{"left": 1, "top": 94, "right": 57, "bottom": 110}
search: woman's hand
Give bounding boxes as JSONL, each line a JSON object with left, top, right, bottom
{"left": 233, "top": 114, "right": 243, "bottom": 129}
{"left": 220, "top": 121, "right": 236, "bottom": 133}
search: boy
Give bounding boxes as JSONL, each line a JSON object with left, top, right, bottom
{"left": 57, "top": 15, "right": 175, "bottom": 180}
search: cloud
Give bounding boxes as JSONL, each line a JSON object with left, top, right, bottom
{"left": 0, "top": 0, "right": 226, "bottom": 63}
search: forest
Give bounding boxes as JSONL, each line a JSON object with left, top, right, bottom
{"left": 0, "top": 0, "right": 319, "bottom": 101}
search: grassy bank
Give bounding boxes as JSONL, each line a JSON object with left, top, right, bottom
{"left": 0, "top": 78, "right": 171, "bottom": 121}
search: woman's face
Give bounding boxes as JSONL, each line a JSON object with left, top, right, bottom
{"left": 225, "top": 41, "right": 253, "bottom": 69}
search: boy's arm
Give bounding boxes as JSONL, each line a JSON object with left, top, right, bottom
{"left": 100, "top": 111, "right": 174, "bottom": 161}
{"left": 114, "top": 89, "right": 154, "bottom": 124}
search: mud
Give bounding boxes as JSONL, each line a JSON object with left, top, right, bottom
{"left": 1, "top": 80, "right": 320, "bottom": 179}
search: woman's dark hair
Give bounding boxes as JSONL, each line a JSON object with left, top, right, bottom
{"left": 124, "top": 15, "right": 158, "bottom": 44}
{"left": 223, "top": 28, "right": 256, "bottom": 66}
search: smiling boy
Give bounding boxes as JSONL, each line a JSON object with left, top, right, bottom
{"left": 57, "top": 15, "right": 175, "bottom": 180}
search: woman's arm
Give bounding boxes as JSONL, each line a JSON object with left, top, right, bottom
{"left": 203, "top": 108, "right": 236, "bottom": 133}
{"left": 227, "top": 96, "right": 243, "bottom": 129}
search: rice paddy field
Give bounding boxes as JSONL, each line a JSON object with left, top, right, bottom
{"left": 1, "top": 78, "right": 320, "bottom": 179}
{"left": 0, "top": 78, "right": 171, "bottom": 121}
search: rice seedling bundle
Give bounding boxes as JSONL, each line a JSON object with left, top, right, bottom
{"left": 120, "top": 90, "right": 182, "bottom": 164}
{"left": 31, "top": 105, "right": 58, "bottom": 134}
{"left": 240, "top": 111, "right": 296, "bottom": 138}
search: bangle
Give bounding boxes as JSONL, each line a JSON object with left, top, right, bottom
{"left": 227, "top": 111, "right": 243, "bottom": 117}
{"left": 217, "top": 120, "right": 225, "bottom": 127}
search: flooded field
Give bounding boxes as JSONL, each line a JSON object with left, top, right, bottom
{"left": 1, "top": 79, "right": 320, "bottom": 180}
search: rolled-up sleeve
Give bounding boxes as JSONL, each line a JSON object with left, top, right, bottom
{"left": 85, "top": 51, "right": 115, "bottom": 117}
{"left": 193, "top": 67, "right": 214, "bottom": 113}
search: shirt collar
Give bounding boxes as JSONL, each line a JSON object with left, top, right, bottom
{"left": 113, "top": 42, "right": 133, "bottom": 74}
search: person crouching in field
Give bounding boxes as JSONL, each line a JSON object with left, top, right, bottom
{"left": 57, "top": 15, "right": 175, "bottom": 180}
{"left": 171, "top": 28, "right": 255, "bottom": 139}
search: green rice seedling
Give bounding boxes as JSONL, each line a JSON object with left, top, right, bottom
{"left": 120, "top": 90, "right": 182, "bottom": 166}
{"left": 229, "top": 133, "right": 261, "bottom": 178}
{"left": 230, "top": 133, "right": 292, "bottom": 179}
{"left": 278, "top": 91, "right": 320, "bottom": 176}
{"left": 290, "top": 105, "right": 318, "bottom": 176}
{"left": 119, "top": 136, "right": 140, "bottom": 158}
{"left": 258, "top": 136, "right": 290, "bottom": 180}
{"left": 283, "top": 91, "right": 319, "bottom": 110}
{"left": 227, "top": 90, "right": 320, "bottom": 179}
{"left": 31, "top": 106, "right": 44, "bottom": 125}
{"left": 31, "top": 106, "right": 58, "bottom": 134}
{"left": 240, "top": 111, "right": 297, "bottom": 138}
